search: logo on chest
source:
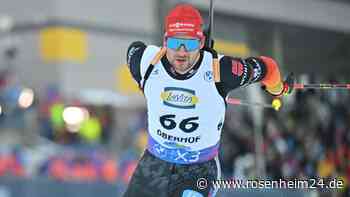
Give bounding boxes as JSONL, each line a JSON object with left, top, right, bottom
{"left": 203, "top": 71, "right": 213, "bottom": 82}
{"left": 160, "top": 87, "right": 199, "bottom": 109}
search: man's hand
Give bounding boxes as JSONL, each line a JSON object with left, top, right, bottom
{"left": 283, "top": 72, "right": 295, "bottom": 95}
{"left": 263, "top": 72, "right": 295, "bottom": 97}
{"left": 258, "top": 55, "right": 294, "bottom": 97}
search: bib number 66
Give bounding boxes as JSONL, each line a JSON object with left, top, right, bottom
{"left": 160, "top": 114, "right": 199, "bottom": 133}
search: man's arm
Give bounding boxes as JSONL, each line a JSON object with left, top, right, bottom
{"left": 219, "top": 55, "right": 284, "bottom": 96}
{"left": 126, "top": 41, "right": 147, "bottom": 86}
{"left": 219, "top": 56, "right": 267, "bottom": 88}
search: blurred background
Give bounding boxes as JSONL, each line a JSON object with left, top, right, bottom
{"left": 0, "top": 0, "right": 349, "bottom": 196}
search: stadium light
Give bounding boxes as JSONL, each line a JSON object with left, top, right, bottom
{"left": 63, "top": 106, "right": 89, "bottom": 133}
{"left": 18, "top": 88, "right": 34, "bottom": 109}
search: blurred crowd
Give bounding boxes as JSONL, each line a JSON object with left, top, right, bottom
{"left": 221, "top": 88, "right": 350, "bottom": 196}
{"left": 0, "top": 69, "right": 141, "bottom": 186}
{"left": 37, "top": 85, "right": 114, "bottom": 145}
{"left": 0, "top": 144, "right": 140, "bottom": 186}
{"left": 1, "top": 65, "right": 350, "bottom": 197}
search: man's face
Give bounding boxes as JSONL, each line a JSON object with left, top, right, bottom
{"left": 164, "top": 36, "right": 204, "bottom": 74}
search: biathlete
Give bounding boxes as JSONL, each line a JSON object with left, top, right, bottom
{"left": 124, "top": 3, "right": 292, "bottom": 197}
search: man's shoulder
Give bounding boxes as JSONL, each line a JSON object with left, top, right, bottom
{"left": 202, "top": 50, "right": 225, "bottom": 61}
{"left": 141, "top": 45, "right": 160, "bottom": 63}
{"left": 127, "top": 42, "right": 160, "bottom": 62}
{"left": 133, "top": 45, "right": 162, "bottom": 78}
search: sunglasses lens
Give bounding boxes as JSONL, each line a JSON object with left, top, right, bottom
{"left": 167, "top": 38, "right": 200, "bottom": 52}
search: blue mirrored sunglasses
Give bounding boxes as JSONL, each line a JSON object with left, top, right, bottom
{"left": 166, "top": 37, "right": 201, "bottom": 52}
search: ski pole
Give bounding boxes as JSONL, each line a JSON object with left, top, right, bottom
{"left": 293, "top": 83, "right": 350, "bottom": 90}
{"left": 226, "top": 97, "right": 282, "bottom": 111}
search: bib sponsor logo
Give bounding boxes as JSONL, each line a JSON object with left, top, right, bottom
{"left": 161, "top": 87, "right": 199, "bottom": 109}
{"left": 157, "top": 129, "right": 201, "bottom": 144}
{"left": 204, "top": 71, "right": 213, "bottom": 82}
{"left": 163, "top": 141, "right": 191, "bottom": 150}
{"left": 152, "top": 68, "right": 160, "bottom": 76}
{"left": 153, "top": 143, "right": 201, "bottom": 163}
{"left": 170, "top": 22, "right": 195, "bottom": 28}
